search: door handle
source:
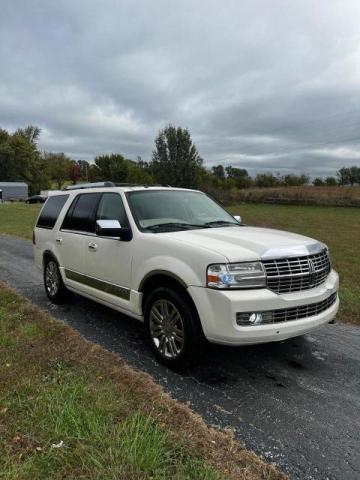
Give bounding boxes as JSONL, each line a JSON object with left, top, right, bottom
{"left": 56, "top": 237, "right": 63, "bottom": 244}
{"left": 88, "top": 242, "right": 98, "bottom": 251}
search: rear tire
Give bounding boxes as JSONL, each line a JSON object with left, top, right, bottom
{"left": 144, "top": 286, "right": 204, "bottom": 370}
{"left": 44, "top": 258, "right": 68, "bottom": 304}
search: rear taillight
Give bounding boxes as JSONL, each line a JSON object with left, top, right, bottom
{"left": 32, "top": 230, "right": 36, "bottom": 245}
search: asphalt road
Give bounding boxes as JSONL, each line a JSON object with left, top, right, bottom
{"left": 0, "top": 235, "right": 359, "bottom": 480}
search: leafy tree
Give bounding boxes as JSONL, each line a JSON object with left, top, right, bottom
{"left": 44, "top": 152, "right": 72, "bottom": 189}
{"left": 225, "top": 166, "right": 247, "bottom": 179}
{"left": 91, "top": 154, "right": 130, "bottom": 183}
{"left": 15, "top": 125, "right": 41, "bottom": 145}
{"left": 76, "top": 160, "right": 90, "bottom": 181}
{"left": 349, "top": 166, "right": 360, "bottom": 185}
{"left": 89, "top": 154, "right": 155, "bottom": 184}
{"left": 30, "top": 155, "right": 51, "bottom": 194}
{"left": 69, "top": 162, "right": 81, "bottom": 184}
{"left": 337, "top": 167, "right": 350, "bottom": 185}
{"left": 0, "top": 128, "right": 15, "bottom": 179}
{"left": 313, "top": 177, "right": 324, "bottom": 186}
{"left": 135, "top": 156, "right": 150, "bottom": 171}
{"left": 337, "top": 166, "right": 360, "bottom": 186}
{"left": 128, "top": 163, "right": 154, "bottom": 184}
{"left": 282, "top": 174, "right": 309, "bottom": 186}
{"left": 88, "top": 164, "right": 100, "bottom": 182}
{"left": 0, "top": 125, "right": 49, "bottom": 194}
{"left": 212, "top": 164, "right": 225, "bottom": 180}
{"left": 151, "top": 125, "right": 203, "bottom": 188}
{"left": 325, "top": 176, "right": 337, "bottom": 186}
{"left": 225, "top": 166, "right": 252, "bottom": 188}
{"left": 254, "top": 173, "right": 280, "bottom": 188}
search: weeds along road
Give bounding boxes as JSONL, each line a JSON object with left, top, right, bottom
{"left": 0, "top": 235, "right": 359, "bottom": 480}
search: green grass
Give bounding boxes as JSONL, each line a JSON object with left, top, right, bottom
{"left": 228, "top": 204, "right": 360, "bottom": 324}
{"left": 0, "top": 288, "right": 223, "bottom": 480}
{"left": 0, "top": 203, "right": 41, "bottom": 239}
{"left": 1, "top": 372, "right": 221, "bottom": 480}
{"left": 0, "top": 285, "right": 283, "bottom": 480}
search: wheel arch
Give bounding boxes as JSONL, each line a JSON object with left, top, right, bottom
{"left": 139, "top": 270, "right": 187, "bottom": 292}
{"left": 42, "top": 249, "right": 59, "bottom": 266}
{"left": 139, "top": 271, "right": 203, "bottom": 331}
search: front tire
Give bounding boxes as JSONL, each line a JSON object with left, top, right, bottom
{"left": 144, "top": 286, "right": 203, "bottom": 369}
{"left": 44, "top": 258, "right": 68, "bottom": 304}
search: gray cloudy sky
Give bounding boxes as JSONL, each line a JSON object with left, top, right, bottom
{"left": 1, "top": 0, "right": 360, "bottom": 176}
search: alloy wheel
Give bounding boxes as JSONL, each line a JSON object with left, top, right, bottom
{"left": 45, "top": 261, "right": 60, "bottom": 297}
{"left": 149, "top": 299, "right": 185, "bottom": 359}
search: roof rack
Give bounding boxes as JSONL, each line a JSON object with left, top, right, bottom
{"left": 63, "top": 182, "right": 171, "bottom": 191}
{"left": 113, "top": 183, "right": 171, "bottom": 187}
{"left": 63, "top": 182, "right": 115, "bottom": 191}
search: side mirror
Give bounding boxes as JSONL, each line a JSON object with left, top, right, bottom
{"left": 233, "top": 215, "right": 242, "bottom": 223}
{"left": 95, "top": 220, "right": 132, "bottom": 241}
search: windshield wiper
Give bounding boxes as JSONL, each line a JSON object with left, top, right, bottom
{"left": 205, "top": 220, "right": 241, "bottom": 227}
{"left": 143, "top": 222, "right": 209, "bottom": 232}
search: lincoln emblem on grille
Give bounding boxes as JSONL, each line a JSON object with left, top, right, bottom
{"left": 262, "top": 248, "right": 330, "bottom": 294}
{"left": 308, "top": 258, "right": 316, "bottom": 286}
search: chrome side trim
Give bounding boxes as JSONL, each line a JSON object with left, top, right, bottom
{"left": 64, "top": 269, "right": 130, "bottom": 300}
{"left": 261, "top": 242, "right": 326, "bottom": 260}
{"left": 60, "top": 228, "right": 126, "bottom": 241}
{"left": 60, "top": 229, "right": 94, "bottom": 237}
{"left": 66, "top": 285, "right": 143, "bottom": 321}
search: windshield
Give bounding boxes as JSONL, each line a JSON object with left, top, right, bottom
{"left": 127, "top": 190, "right": 240, "bottom": 232}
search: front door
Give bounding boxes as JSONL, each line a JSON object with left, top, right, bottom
{"left": 83, "top": 192, "right": 133, "bottom": 310}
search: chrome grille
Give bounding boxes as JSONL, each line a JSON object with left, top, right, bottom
{"left": 262, "top": 249, "right": 331, "bottom": 294}
{"left": 236, "top": 292, "right": 337, "bottom": 325}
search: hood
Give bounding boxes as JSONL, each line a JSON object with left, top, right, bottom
{"left": 166, "top": 226, "right": 324, "bottom": 263}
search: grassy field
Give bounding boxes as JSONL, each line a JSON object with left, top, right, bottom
{"left": 0, "top": 283, "right": 284, "bottom": 480}
{"left": 0, "top": 202, "right": 359, "bottom": 324}
{"left": 215, "top": 186, "right": 360, "bottom": 207}
{"left": 0, "top": 203, "right": 40, "bottom": 239}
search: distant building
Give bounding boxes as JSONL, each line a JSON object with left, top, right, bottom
{"left": 0, "top": 182, "right": 28, "bottom": 201}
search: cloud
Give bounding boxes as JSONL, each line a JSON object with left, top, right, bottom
{"left": 1, "top": 0, "right": 360, "bottom": 176}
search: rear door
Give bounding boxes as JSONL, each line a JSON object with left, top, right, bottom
{"left": 34, "top": 194, "right": 69, "bottom": 269}
{"left": 58, "top": 192, "right": 101, "bottom": 286}
{"left": 83, "top": 192, "right": 133, "bottom": 310}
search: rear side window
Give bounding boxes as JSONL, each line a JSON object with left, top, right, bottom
{"left": 36, "top": 195, "right": 69, "bottom": 229}
{"left": 62, "top": 193, "right": 101, "bottom": 233}
{"left": 96, "top": 193, "right": 129, "bottom": 227}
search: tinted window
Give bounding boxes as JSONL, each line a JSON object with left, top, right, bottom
{"left": 36, "top": 195, "right": 69, "bottom": 229}
{"left": 62, "top": 193, "right": 101, "bottom": 232}
{"left": 96, "top": 193, "right": 129, "bottom": 227}
{"left": 127, "top": 190, "right": 238, "bottom": 231}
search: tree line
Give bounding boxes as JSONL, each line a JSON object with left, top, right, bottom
{"left": 0, "top": 124, "right": 359, "bottom": 195}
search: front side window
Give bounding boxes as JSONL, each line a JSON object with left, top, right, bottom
{"left": 62, "top": 193, "right": 101, "bottom": 233}
{"left": 96, "top": 193, "right": 129, "bottom": 227}
{"left": 36, "top": 195, "right": 69, "bottom": 229}
{"left": 127, "top": 190, "right": 239, "bottom": 232}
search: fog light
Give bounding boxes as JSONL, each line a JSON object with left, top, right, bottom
{"left": 249, "top": 313, "right": 263, "bottom": 325}
{"left": 236, "top": 310, "right": 274, "bottom": 326}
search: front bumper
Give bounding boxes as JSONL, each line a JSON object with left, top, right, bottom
{"left": 188, "top": 269, "right": 339, "bottom": 345}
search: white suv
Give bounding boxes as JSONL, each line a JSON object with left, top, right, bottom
{"left": 33, "top": 183, "right": 339, "bottom": 368}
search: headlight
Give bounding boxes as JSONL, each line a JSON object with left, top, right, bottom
{"left": 207, "top": 262, "right": 266, "bottom": 289}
